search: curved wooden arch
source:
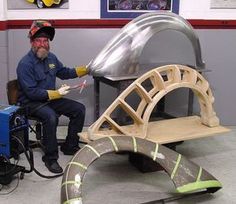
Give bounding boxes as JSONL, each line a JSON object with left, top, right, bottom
{"left": 88, "top": 64, "right": 219, "bottom": 141}
{"left": 61, "top": 136, "right": 221, "bottom": 204}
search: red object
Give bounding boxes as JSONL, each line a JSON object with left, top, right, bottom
{"left": 1, "top": 19, "right": 236, "bottom": 31}
{"left": 69, "top": 80, "right": 87, "bottom": 93}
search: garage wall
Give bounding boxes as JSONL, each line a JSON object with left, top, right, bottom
{"left": 0, "top": 31, "right": 8, "bottom": 104}
{"left": 1, "top": 1, "right": 236, "bottom": 125}
{"left": 6, "top": 27, "right": 236, "bottom": 126}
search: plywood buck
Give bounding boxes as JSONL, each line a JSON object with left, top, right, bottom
{"left": 80, "top": 64, "right": 230, "bottom": 143}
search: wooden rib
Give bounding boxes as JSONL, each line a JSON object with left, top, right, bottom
{"left": 90, "top": 117, "right": 108, "bottom": 133}
{"left": 153, "top": 70, "right": 165, "bottom": 91}
{"left": 135, "top": 83, "right": 152, "bottom": 103}
{"left": 118, "top": 99, "right": 144, "bottom": 124}
{"left": 170, "top": 65, "right": 182, "bottom": 83}
{"left": 89, "top": 100, "right": 120, "bottom": 134}
{"left": 103, "top": 115, "right": 129, "bottom": 135}
{"left": 207, "top": 89, "right": 215, "bottom": 103}
{"left": 148, "top": 74, "right": 160, "bottom": 98}
{"left": 136, "top": 100, "right": 148, "bottom": 117}
{"left": 182, "top": 69, "right": 198, "bottom": 83}
{"left": 135, "top": 71, "right": 163, "bottom": 116}
{"left": 196, "top": 75, "right": 210, "bottom": 93}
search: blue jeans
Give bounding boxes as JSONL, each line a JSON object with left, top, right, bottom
{"left": 26, "top": 98, "right": 85, "bottom": 161}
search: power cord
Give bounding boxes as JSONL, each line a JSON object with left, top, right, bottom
{"left": 0, "top": 135, "right": 63, "bottom": 195}
{"left": 11, "top": 135, "right": 63, "bottom": 179}
{"left": 0, "top": 174, "right": 20, "bottom": 195}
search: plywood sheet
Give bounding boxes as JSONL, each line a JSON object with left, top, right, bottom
{"left": 79, "top": 116, "right": 230, "bottom": 144}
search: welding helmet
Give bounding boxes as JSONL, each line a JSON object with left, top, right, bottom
{"left": 28, "top": 20, "right": 55, "bottom": 41}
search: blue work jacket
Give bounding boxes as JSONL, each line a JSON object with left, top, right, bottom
{"left": 17, "top": 50, "right": 78, "bottom": 104}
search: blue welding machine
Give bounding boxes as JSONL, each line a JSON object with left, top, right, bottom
{"left": 0, "top": 104, "right": 28, "bottom": 158}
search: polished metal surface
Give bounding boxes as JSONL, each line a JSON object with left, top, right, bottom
{"left": 88, "top": 11, "right": 205, "bottom": 77}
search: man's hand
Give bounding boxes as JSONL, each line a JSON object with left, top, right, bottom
{"left": 47, "top": 84, "right": 70, "bottom": 100}
{"left": 58, "top": 84, "right": 70, "bottom": 95}
{"left": 75, "top": 65, "right": 90, "bottom": 77}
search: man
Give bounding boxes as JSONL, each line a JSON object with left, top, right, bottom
{"left": 17, "top": 20, "right": 89, "bottom": 174}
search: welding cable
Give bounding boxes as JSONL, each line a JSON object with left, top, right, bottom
{"left": 11, "top": 135, "right": 63, "bottom": 179}
{"left": 11, "top": 136, "right": 33, "bottom": 174}
{"left": 0, "top": 173, "right": 20, "bottom": 195}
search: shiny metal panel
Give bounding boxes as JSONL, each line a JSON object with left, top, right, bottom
{"left": 88, "top": 11, "right": 205, "bottom": 77}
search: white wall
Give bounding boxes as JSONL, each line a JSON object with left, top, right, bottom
{"left": 0, "top": 0, "right": 7, "bottom": 20}
{"left": 1, "top": 0, "right": 236, "bottom": 20}
{"left": 180, "top": 0, "right": 236, "bottom": 19}
{"left": 7, "top": 27, "right": 236, "bottom": 126}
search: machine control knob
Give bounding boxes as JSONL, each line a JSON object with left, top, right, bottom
{"left": 14, "top": 115, "right": 22, "bottom": 126}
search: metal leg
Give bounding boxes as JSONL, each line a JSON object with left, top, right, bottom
{"left": 35, "top": 122, "right": 42, "bottom": 140}
{"left": 94, "top": 77, "right": 100, "bottom": 121}
{"left": 188, "top": 89, "right": 194, "bottom": 116}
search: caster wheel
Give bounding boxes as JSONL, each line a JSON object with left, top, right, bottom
{"left": 20, "top": 172, "right": 24, "bottom": 180}
{"left": 36, "top": 0, "right": 46, "bottom": 8}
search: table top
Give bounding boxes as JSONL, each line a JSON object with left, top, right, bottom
{"left": 93, "top": 64, "right": 210, "bottom": 82}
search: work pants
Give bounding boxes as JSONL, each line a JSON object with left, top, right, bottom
{"left": 25, "top": 98, "right": 85, "bottom": 161}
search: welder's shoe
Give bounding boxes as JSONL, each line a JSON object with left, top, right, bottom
{"left": 60, "top": 143, "right": 80, "bottom": 155}
{"left": 42, "top": 158, "right": 63, "bottom": 174}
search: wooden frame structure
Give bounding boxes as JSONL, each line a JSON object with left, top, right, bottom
{"left": 67, "top": 65, "right": 229, "bottom": 203}
{"left": 80, "top": 64, "right": 229, "bottom": 143}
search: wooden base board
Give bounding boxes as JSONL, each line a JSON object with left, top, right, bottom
{"left": 79, "top": 116, "right": 230, "bottom": 144}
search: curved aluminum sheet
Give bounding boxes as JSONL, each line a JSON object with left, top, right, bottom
{"left": 88, "top": 11, "right": 205, "bottom": 77}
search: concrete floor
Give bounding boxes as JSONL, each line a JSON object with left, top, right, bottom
{"left": 0, "top": 126, "right": 235, "bottom": 204}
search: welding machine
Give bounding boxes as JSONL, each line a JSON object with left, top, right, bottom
{"left": 0, "top": 104, "right": 61, "bottom": 185}
{"left": 0, "top": 104, "right": 28, "bottom": 159}
{"left": 0, "top": 104, "right": 29, "bottom": 184}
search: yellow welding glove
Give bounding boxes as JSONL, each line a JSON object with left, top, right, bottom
{"left": 47, "top": 85, "right": 70, "bottom": 100}
{"left": 75, "top": 65, "right": 89, "bottom": 77}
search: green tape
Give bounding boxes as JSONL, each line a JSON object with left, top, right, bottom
{"left": 132, "top": 136, "right": 137, "bottom": 152}
{"left": 153, "top": 143, "right": 159, "bottom": 161}
{"left": 108, "top": 137, "right": 118, "bottom": 152}
{"left": 196, "top": 167, "right": 202, "bottom": 182}
{"left": 63, "top": 197, "right": 82, "bottom": 204}
{"left": 85, "top": 145, "right": 100, "bottom": 157}
{"left": 176, "top": 180, "right": 222, "bottom": 193}
{"left": 171, "top": 154, "right": 182, "bottom": 179}
{"left": 61, "top": 180, "right": 81, "bottom": 188}
{"left": 67, "top": 162, "right": 87, "bottom": 170}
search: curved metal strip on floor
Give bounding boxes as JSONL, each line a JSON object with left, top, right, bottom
{"left": 61, "top": 136, "right": 222, "bottom": 204}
